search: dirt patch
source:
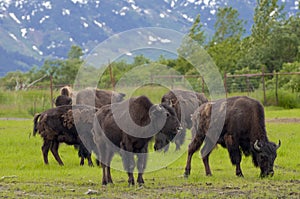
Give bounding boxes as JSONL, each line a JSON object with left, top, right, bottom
{"left": 0, "top": 118, "right": 30, "bottom": 121}
{"left": 266, "top": 118, "right": 300, "bottom": 123}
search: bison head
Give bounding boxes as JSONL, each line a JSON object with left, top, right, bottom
{"left": 153, "top": 103, "right": 182, "bottom": 151}
{"left": 253, "top": 140, "right": 281, "bottom": 177}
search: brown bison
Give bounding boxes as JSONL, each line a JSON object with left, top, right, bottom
{"left": 160, "top": 89, "right": 208, "bottom": 151}
{"left": 92, "top": 95, "right": 182, "bottom": 185}
{"left": 33, "top": 105, "right": 98, "bottom": 166}
{"left": 74, "top": 88, "right": 125, "bottom": 165}
{"left": 75, "top": 88, "right": 125, "bottom": 108}
{"left": 184, "top": 96, "right": 281, "bottom": 178}
{"left": 55, "top": 86, "right": 72, "bottom": 107}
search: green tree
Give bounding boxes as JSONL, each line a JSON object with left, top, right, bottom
{"left": 211, "top": 7, "right": 245, "bottom": 43}
{"left": 249, "top": 0, "right": 285, "bottom": 72}
{"left": 176, "top": 14, "right": 206, "bottom": 75}
{"left": 207, "top": 7, "right": 245, "bottom": 73}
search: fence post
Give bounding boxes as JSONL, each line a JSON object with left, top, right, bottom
{"left": 224, "top": 72, "right": 228, "bottom": 98}
{"left": 262, "top": 67, "right": 266, "bottom": 105}
{"left": 246, "top": 76, "right": 250, "bottom": 96}
{"left": 50, "top": 75, "right": 54, "bottom": 108}
{"left": 201, "top": 76, "right": 205, "bottom": 93}
{"left": 275, "top": 72, "right": 279, "bottom": 106}
{"left": 108, "top": 60, "right": 115, "bottom": 91}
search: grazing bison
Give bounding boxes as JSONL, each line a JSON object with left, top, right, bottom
{"left": 184, "top": 96, "right": 281, "bottom": 178}
{"left": 55, "top": 86, "right": 72, "bottom": 107}
{"left": 160, "top": 89, "right": 208, "bottom": 151}
{"left": 33, "top": 105, "right": 98, "bottom": 166}
{"left": 92, "top": 95, "right": 181, "bottom": 185}
{"left": 75, "top": 88, "right": 125, "bottom": 108}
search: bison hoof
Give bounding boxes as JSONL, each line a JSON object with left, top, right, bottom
{"left": 236, "top": 173, "right": 244, "bottom": 177}
{"left": 184, "top": 172, "right": 190, "bottom": 178}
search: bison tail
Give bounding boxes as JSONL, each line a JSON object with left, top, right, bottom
{"left": 33, "top": 113, "right": 41, "bottom": 136}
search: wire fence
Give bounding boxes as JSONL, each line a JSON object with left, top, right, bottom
{"left": 152, "top": 71, "right": 300, "bottom": 106}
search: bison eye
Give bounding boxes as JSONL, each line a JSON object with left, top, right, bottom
{"left": 166, "top": 112, "right": 170, "bottom": 117}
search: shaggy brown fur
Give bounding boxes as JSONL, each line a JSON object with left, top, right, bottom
{"left": 33, "top": 105, "right": 98, "bottom": 166}
{"left": 184, "top": 96, "right": 281, "bottom": 178}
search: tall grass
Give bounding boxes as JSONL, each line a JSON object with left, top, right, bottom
{"left": 0, "top": 90, "right": 57, "bottom": 118}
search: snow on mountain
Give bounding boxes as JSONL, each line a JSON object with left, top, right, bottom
{"left": 0, "top": 0, "right": 298, "bottom": 76}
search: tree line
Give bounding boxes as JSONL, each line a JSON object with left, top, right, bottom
{"left": 0, "top": 0, "right": 299, "bottom": 93}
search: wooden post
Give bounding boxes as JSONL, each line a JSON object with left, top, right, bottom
{"left": 224, "top": 72, "right": 228, "bottom": 98}
{"left": 246, "top": 76, "right": 250, "bottom": 96}
{"left": 262, "top": 67, "right": 266, "bottom": 105}
{"left": 275, "top": 72, "right": 279, "bottom": 106}
{"left": 50, "top": 75, "right": 54, "bottom": 108}
{"left": 108, "top": 60, "right": 115, "bottom": 90}
{"left": 201, "top": 76, "right": 205, "bottom": 93}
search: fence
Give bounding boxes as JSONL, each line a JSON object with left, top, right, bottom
{"left": 152, "top": 71, "right": 300, "bottom": 106}
{"left": 12, "top": 71, "right": 300, "bottom": 108}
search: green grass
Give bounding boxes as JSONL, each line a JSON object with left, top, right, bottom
{"left": 0, "top": 115, "right": 299, "bottom": 198}
{"left": 0, "top": 89, "right": 299, "bottom": 198}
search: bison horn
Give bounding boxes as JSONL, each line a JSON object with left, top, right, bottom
{"left": 254, "top": 140, "right": 261, "bottom": 151}
{"left": 169, "top": 100, "right": 173, "bottom": 107}
{"left": 276, "top": 140, "right": 281, "bottom": 149}
{"left": 156, "top": 104, "right": 163, "bottom": 111}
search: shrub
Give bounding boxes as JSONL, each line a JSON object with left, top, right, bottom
{"left": 265, "top": 89, "right": 300, "bottom": 109}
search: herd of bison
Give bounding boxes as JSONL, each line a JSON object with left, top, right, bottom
{"left": 33, "top": 87, "right": 281, "bottom": 186}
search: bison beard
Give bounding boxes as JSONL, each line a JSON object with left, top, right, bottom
{"left": 184, "top": 96, "right": 281, "bottom": 178}
{"left": 33, "top": 105, "right": 98, "bottom": 166}
{"left": 92, "top": 96, "right": 181, "bottom": 185}
{"left": 161, "top": 89, "right": 208, "bottom": 151}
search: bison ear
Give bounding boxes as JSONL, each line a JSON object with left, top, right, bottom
{"left": 254, "top": 140, "right": 261, "bottom": 151}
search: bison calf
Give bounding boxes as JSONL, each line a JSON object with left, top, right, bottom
{"left": 184, "top": 96, "right": 281, "bottom": 178}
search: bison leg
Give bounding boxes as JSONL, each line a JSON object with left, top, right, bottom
{"left": 174, "top": 129, "right": 186, "bottom": 151}
{"left": 41, "top": 139, "right": 51, "bottom": 165}
{"left": 137, "top": 148, "right": 148, "bottom": 185}
{"left": 121, "top": 152, "right": 135, "bottom": 185}
{"left": 184, "top": 134, "right": 205, "bottom": 178}
{"left": 50, "top": 140, "right": 64, "bottom": 166}
{"left": 80, "top": 156, "right": 85, "bottom": 166}
{"left": 101, "top": 162, "right": 108, "bottom": 185}
{"left": 225, "top": 135, "right": 243, "bottom": 177}
{"left": 202, "top": 152, "right": 212, "bottom": 176}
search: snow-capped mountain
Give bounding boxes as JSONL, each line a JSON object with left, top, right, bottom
{"left": 0, "top": 0, "right": 299, "bottom": 76}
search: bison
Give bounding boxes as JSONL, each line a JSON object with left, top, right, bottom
{"left": 55, "top": 86, "right": 72, "bottom": 107}
{"left": 33, "top": 105, "right": 98, "bottom": 166}
{"left": 74, "top": 88, "right": 125, "bottom": 165}
{"left": 160, "top": 89, "right": 208, "bottom": 151}
{"left": 92, "top": 95, "right": 182, "bottom": 185}
{"left": 184, "top": 96, "right": 281, "bottom": 178}
{"left": 75, "top": 88, "right": 125, "bottom": 108}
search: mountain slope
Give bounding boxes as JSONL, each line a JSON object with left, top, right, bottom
{"left": 0, "top": 0, "right": 298, "bottom": 76}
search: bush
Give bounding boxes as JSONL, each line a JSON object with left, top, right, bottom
{"left": 265, "top": 89, "right": 300, "bottom": 109}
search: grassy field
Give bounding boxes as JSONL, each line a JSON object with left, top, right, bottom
{"left": 0, "top": 88, "right": 299, "bottom": 198}
{"left": 0, "top": 113, "right": 299, "bottom": 198}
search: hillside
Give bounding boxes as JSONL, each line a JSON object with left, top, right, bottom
{"left": 0, "top": 0, "right": 298, "bottom": 76}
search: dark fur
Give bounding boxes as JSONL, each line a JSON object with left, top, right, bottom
{"left": 184, "top": 96, "right": 281, "bottom": 178}
{"left": 161, "top": 89, "right": 208, "bottom": 151}
{"left": 75, "top": 88, "right": 125, "bottom": 165}
{"left": 55, "top": 87, "right": 72, "bottom": 107}
{"left": 92, "top": 96, "right": 181, "bottom": 185}
{"left": 33, "top": 105, "right": 98, "bottom": 166}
